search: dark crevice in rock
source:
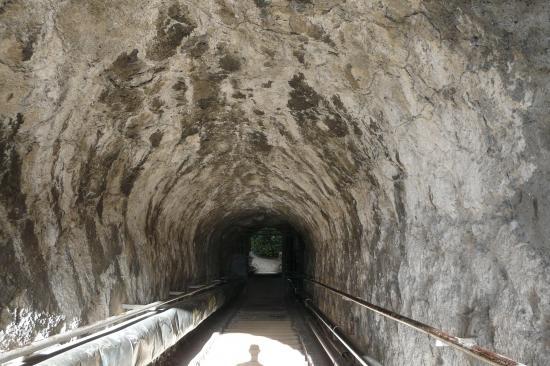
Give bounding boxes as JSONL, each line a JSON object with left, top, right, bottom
{"left": 287, "top": 73, "right": 321, "bottom": 123}
{"left": 219, "top": 53, "right": 241, "bottom": 73}
{"left": 120, "top": 152, "right": 150, "bottom": 196}
{"left": 146, "top": 3, "right": 196, "bottom": 61}
{"left": 0, "top": 113, "right": 26, "bottom": 221}
{"left": 20, "top": 219, "right": 59, "bottom": 311}
{"left": 149, "top": 130, "right": 163, "bottom": 148}
{"left": 182, "top": 35, "right": 209, "bottom": 58}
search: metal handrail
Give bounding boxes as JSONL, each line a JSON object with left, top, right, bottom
{"left": 293, "top": 276, "right": 526, "bottom": 366}
{"left": 304, "top": 299, "right": 371, "bottom": 366}
{"left": 0, "top": 279, "right": 232, "bottom": 364}
{"left": 303, "top": 314, "right": 342, "bottom": 366}
{"left": 287, "top": 277, "right": 370, "bottom": 366}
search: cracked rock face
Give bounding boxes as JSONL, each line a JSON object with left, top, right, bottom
{"left": 1, "top": 1, "right": 549, "bottom": 364}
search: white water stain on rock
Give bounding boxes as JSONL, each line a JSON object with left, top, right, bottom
{"left": 0, "top": 308, "right": 65, "bottom": 351}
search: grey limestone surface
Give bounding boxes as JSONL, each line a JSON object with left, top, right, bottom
{"left": 0, "top": 1, "right": 549, "bottom": 364}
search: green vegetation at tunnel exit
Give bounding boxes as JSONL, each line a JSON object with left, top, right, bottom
{"left": 250, "top": 228, "right": 283, "bottom": 258}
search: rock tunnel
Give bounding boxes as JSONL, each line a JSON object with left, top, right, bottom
{"left": 0, "top": 0, "right": 549, "bottom": 365}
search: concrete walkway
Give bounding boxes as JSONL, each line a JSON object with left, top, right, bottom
{"left": 162, "top": 276, "right": 329, "bottom": 366}
{"left": 193, "top": 276, "right": 306, "bottom": 366}
{"left": 249, "top": 253, "right": 281, "bottom": 274}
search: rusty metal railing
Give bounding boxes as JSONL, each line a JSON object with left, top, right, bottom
{"left": 289, "top": 276, "right": 526, "bottom": 366}
{"left": 287, "top": 277, "right": 365, "bottom": 366}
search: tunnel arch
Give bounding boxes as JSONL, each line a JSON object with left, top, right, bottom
{"left": 1, "top": 0, "right": 549, "bottom": 364}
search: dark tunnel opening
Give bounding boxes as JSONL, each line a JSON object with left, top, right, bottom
{"left": 196, "top": 210, "right": 309, "bottom": 283}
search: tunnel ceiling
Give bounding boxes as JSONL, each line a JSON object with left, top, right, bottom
{"left": 1, "top": 1, "right": 549, "bottom": 365}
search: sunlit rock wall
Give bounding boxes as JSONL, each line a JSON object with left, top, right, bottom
{"left": 0, "top": 1, "right": 548, "bottom": 364}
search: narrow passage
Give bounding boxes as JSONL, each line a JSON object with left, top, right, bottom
{"left": 166, "top": 276, "right": 330, "bottom": 366}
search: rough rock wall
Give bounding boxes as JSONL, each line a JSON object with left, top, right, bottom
{"left": 0, "top": 1, "right": 548, "bottom": 365}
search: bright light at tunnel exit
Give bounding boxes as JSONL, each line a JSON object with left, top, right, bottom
{"left": 189, "top": 332, "right": 308, "bottom": 366}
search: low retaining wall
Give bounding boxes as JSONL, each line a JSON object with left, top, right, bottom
{"left": 38, "top": 283, "right": 240, "bottom": 366}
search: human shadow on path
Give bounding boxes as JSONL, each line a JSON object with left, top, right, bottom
{"left": 236, "top": 344, "right": 263, "bottom": 366}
